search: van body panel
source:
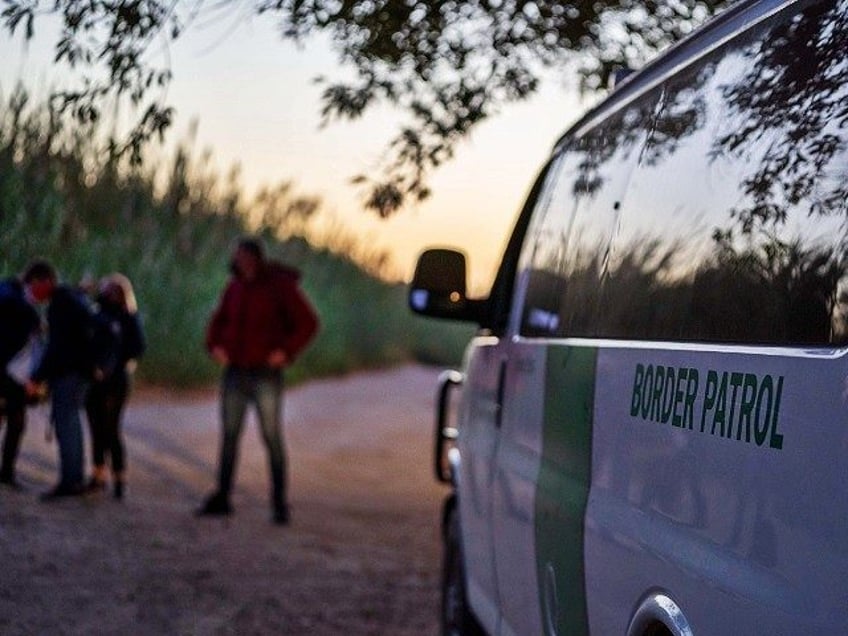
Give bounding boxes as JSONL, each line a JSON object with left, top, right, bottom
{"left": 458, "top": 336, "right": 507, "bottom": 634}
{"left": 491, "top": 342, "right": 548, "bottom": 636}
{"left": 533, "top": 345, "right": 597, "bottom": 635}
{"left": 586, "top": 345, "right": 848, "bottom": 634}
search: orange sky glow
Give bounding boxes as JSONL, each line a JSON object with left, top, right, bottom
{"left": 1, "top": 15, "right": 589, "bottom": 294}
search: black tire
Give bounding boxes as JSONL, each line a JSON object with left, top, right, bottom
{"left": 441, "top": 503, "right": 485, "bottom": 636}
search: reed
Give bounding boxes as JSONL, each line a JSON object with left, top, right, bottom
{"left": 0, "top": 88, "right": 472, "bottom": 387}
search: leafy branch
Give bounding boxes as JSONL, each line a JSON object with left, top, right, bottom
{"left": 2, "top": 0, "right": 728, "bottom": 214}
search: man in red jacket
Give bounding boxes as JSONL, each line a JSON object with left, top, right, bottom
{"left": 198, "top": 237, "right": 319, "bottom": 524}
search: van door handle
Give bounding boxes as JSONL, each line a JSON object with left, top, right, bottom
{"left": 495, "top": 361, "right": 507, "bottom": 429}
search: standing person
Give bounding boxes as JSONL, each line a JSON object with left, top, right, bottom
{"left": 198, "top": 237, "right": 319, "bottom": 525}
{"left": 85, "top": 274, "right": 146, "bottom": 500}
{"left": 0, "top": 262, "right": 51, "bottom": 489}
{"left": 26, "top": 264, "right": 96, "bottom": 500}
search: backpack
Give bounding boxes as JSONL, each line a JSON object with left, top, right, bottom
{"left": 88, "top": 308, "right": 123, "bottom": 381}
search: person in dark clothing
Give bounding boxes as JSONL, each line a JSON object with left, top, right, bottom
{"left": 27, "top": 267, "right": 97, "bottom": 500}
{"left": 0, "top": 262, "right": 51, "bottom": 489}
{"left": 198, "top": 237, "right": 319, "bottom": 525}
{"left": 85, "top": 273, "right": 146, "bottom": 500}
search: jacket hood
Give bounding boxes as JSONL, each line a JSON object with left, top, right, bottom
{"left": 265, "top": 261, "right": 301, "bottom": 282}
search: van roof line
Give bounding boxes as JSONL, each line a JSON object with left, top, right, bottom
{"left": 553, "top": 0, "right": 796, "bottom": 151}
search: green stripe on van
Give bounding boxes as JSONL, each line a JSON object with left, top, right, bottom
{"left": 535, "top": 346, "right": 597, "bottom": 635}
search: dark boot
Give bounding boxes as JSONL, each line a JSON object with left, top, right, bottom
{"left": 196, "top": 491, "right": 232, "bottom": 516}
{"left": 112, "top": 470, "right": 125, "bottom": 500}
{"left": 273, "top": 502, "right": 290, "bottom": 525}
{"left": 40, "top": 482, "right": 85, "bottom": 501}
{"left": 0, "top": 472, "right": 24, "bottom": 490}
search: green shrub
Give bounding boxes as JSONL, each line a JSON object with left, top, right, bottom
{"left": 0, "top": 89, "right": 471, "bottom": 387}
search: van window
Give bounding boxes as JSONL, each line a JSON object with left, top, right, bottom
{"left": 517, "top": 94, "right": 659, "bottom": 337}
{"left": 519, "top": 0, "right": 848, "bottom": 345}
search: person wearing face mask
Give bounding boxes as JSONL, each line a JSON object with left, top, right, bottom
{"left": 84, "top": 273, "right": 146, "bottom": 500}
{"left": 197, "top": 237, "right": 319, "bottom": 525}
{"left": 0, "top": 261, "right": 52, "bottom": 490}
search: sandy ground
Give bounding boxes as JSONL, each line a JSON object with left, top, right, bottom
{"left": 0, "top": 365, "right": 449, "bottom": 635}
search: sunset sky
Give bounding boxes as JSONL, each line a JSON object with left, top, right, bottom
{"left": 0, "top": 14, "right": 589, "bottom": 292}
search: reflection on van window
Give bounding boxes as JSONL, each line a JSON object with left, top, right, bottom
{"left": 519, "top": 93, "right": 658, "bottom": 337}
{"left": 519, "top": 0, "right": 848, "bottom": 346}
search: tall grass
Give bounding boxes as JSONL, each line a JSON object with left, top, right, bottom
{"left": 0, "top": 88, "right": 474, "bottom": 387}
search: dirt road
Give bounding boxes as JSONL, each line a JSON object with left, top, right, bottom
{"left": 0, "top": 365, "right": 449, "bottom": 635}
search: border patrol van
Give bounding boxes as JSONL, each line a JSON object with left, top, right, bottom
{"left": 408, "top": 0, "right": 848, "bottom": 633}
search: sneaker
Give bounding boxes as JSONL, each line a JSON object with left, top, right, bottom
{"left": 40, "top": 483, "right": 85, "bottom": 501}
{"left": 113, "top": 481, "right": 124, "bottom": 500}
{"left": 273, "top": 504, "right": 290, "bottom": 525}
{"left": 196, "top": 492, "right": 232, "bottom": 517}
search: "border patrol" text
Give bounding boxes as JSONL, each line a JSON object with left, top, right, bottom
{"left": 629, "top": 364, "right": 784, "bottom": 450}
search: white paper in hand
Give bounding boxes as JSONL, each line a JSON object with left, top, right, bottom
{"left": 6, "top": 335, "right": 46, "bottom": 385}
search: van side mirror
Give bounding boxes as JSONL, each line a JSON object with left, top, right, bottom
{"left": 409, "top": 248, "right": 486, "bottom": 322}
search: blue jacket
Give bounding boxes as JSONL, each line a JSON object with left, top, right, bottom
{"left": 0, "top": 278, "right": 40, "bottom": 369}
{"left": 32, "top": 285, "right": 95, "bottom": 382}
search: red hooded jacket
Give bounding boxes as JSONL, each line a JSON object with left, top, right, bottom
{"left": 206, "top": 262, "right": 319, "bottom": 369}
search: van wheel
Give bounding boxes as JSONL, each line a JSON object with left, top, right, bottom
{"left": 441, "top": 506, "right": 484, "bottom": 636}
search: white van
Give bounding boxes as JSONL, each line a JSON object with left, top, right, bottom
{"left": 409, "top": 0, "right": 848, "bottom": 634}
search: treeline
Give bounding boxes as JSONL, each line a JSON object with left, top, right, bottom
{"left": 0, "top": 89, "right": 473, "bottom": 387}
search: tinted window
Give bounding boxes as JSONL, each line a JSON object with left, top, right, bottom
{"left": 518, "top": 0, "right": 848, "bottom": 346}
{"left": 518, "top": 94, "right": 659, "bottom": 336}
